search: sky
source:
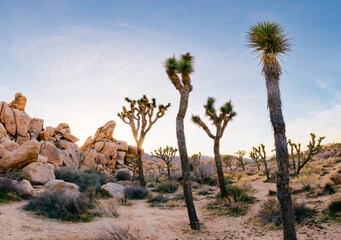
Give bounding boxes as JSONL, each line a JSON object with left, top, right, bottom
{"left": 0, "top": 0, "right": 340, "bottom": 157}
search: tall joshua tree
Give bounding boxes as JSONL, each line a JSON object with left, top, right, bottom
{"left": 151, "top": 146, "right": 178, "bottom": 180}
{"left": 192, "top": 97, "right": 236, "bottom": 199}
{"left": 118, "top": 95, "right": 170, "bottom": 186}
{"left": 235, "top": 150, "right": 246, "bottom": 171}
{"left": 165, "top": 52, "right": 200, "bottom": 230}
{"left": 247, "top": 21, "right": 297, "bottom": 239}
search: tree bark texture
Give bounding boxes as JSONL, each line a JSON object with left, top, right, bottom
{"left": 137, "top": 146, "right": 146, "bottom": 187}
{"left": 266, "top": 74, "right": 297, "bottom": 240}
{"left": 213, "top": 138, "right": 228, "bottom": 198}
{"left": 176, "top": 89, "right": 200, "bottom": 230}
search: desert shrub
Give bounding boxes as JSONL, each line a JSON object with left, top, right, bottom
{"left": 148, "top": 195, "right": 169, "bottom": 204}
{"left": 124, "top": 185, "right": 149, "bottom": 199}
{"left": 55, "top": 167, "right": 106, "bottom": 192}
{"left": 327, "top": 199, "right": 341, "bottom": 217}
{"left": 146, "top": 182, "right": 156, "bottom": 188}
{"left": 206, "top": 198, "right": 248, "bottom": 217}
{"left": 98, "top": 225, "right": 145, "bottom": 240}
{"left": 94, "top": 199, "right": 119, "bottom": 218}
{"left": 0, "top": 178, "right": 21, "bottom": 203}
{"left": 329, "top": 172, "right": 341, "bottom": 185}
{"left": 115, "top": 170, "right": 131, "bottom": 181}
{"left": 298, "top": 173, "right": 320, "bottom": 190}
{"left": 171, "top": 193, "right": 184, "bottom": 201}
{"left": 216, "top": 184, "right": 254, "bottom": 203}
{"left": 191, "top": 162, "right": 216, "bottom": 185}
{"left": 4, "top": 170, "right": 32, "bottom": 182}
{"left": 323, "top": 183, "right": 336, "bottom": 195}
{"left": 268, "top": 190, "right": 276, "bottom": 196}
{"left": 197, "top": 188, "right": 210, "bottom": 196}
{"left": 24, "top": 191, "right": 95, "bottom": 221}
{"left": 154, "top": 181, "right": 178, "bottom": 194}
{"left": 258, "top": 197, "right": 316, "bottom": 225}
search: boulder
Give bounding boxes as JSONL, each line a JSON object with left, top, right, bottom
{"left": 29, "top": 118, "right": 44, "bottom": 140}
{"left": 117, "top": 151, "right": 126, "bottom": 161}
{"left": 16, "top": 135, "right": 30, "bottom": 145}
{"left": 40, "top": 141, "right": 64, "bottom": 166}
{"left": 0, "top": 103, "right": 16, "bottom": 135}
{"left": 8, "top": 93, "right": 27, "bottom": 111}
{"left": 80, "top": 149, "right": 97, "bottom": 170}
{"left": 47, "top": 181, "right": 80, "bottom": 198}
{"left": 45, "top": 126, "right": 55, "bottom": 137}
{"left": 100, "top": 182, "right": 125, "bottom": 200}
{"left": 37, "top": 154, "right": 48, "bottom": 164}
{"left": 128, "top": 145, "right": 137, "bottom": 156}
{"left": 0, "top": 140, "right": 40, "bottom": 172}
{"left": 98, "top": 142, "right": 117, "bottom": 160}
{"left": 0, "top": 122, "right": 7, "bottom": 138}
{"left": 62, "top": 133, "right": 79, "bottom": 143}
{"left": 15, "top": 179, "right": 35, "bottom": 197}
{"left": 0, "top": 144, "right": 7, "bottom": 158}
{"left": 59, "top": 140, "right": 80, "bottom": 168}
{"left": 116, "top": 140, "right": 128, "bottom": 152}
{"left": 93, "top": 120, "right": 116, "bottom": 141}
{"left": 44, "top": 179, "right": 80, "bottom": 191}
{"left": 22, "top": 162, "right": 55, "bottom": 184}
{"left": 55, "top": 123, "right": 71, "bottom": 135}
{"left": 13, "top": 109, "right": 32, "bottom": 137}
{"left": 0, "top": 137, "right": 20, "bottom": 151}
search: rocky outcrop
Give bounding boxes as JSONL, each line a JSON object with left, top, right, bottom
{"left": 8, "top": 92, "right": 27, "bottom": 111}
{"left": 15, "top": 179, "right": 35, "bottom": 197}
{"left": 44, "top": 179, "right": 80, "bottom": 191}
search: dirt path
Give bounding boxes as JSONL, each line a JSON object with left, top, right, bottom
{"left": 0, "top": 180, "right": 340, "bottom": 240}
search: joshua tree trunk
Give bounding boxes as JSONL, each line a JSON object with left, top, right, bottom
{"left": 214, "top": 137, "right": 228, "bottom": 198}
{"left": 240, "top": 160, "right": 245, "bottom": 171}
{"left": 167, "top": 163, "right": 171, "bottom": 181}
{"left": 255, "top": 162, "right": 260, "bottom": 172}
{"left": 263, "top": 156, "right": 270, "bottom": 180}
{"left": 137, "top": 144, "right": 146, "bottom": 187}
{"left": 266, "top": 74, "right": 297, "bottom": 240}
{"left": 177, "top": 89, "right": 200, "bottom": 230}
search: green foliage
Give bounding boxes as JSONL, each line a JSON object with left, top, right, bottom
{"left": 154, "top": 181, "right": 178, "bottom": 194}
{"left": 258, "top": 197, "right": 317, "bottom": 225}
{"left": 217, "top": 184, "right": 255, "bottom": 203}
{"left": 0, "top": 178, "right": 21, "bottom": 203}
{"left": 54, "top": 167, "right": 106, "bottom": 192}
{"left": 206, "top": 199, "right": 248, "bottom": 217}
{"left": 4, "top": 170, "right": 32, "bottom": 182}
{"left": 246, "top": 21, "right": 292, "bottom": 59}
{"left": 124, "top": 185, "right": 150, "bottom": 199}
{"left": 115, "top": 170, "right": 131, "bottom": 181}
{"left": 24, "top": 191, "right": 95, "bottom": 222}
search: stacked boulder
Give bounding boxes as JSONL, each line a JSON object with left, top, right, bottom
{"left": 80, "top": 121, "right": 143, "bottom": 176}
{"left": 0, "top": 93, "right": 140, "bottom": 188}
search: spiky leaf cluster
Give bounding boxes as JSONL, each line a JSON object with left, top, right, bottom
{"left": 165, "top": 52, "right": 194, "bottom": 92}
{"left": 192, "top": 97, "right": 237, "bottom": 139}
{"left": 246, "top": 21, "right": 292, "bottom": 74}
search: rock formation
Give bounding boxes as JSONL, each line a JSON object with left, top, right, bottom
{"left": 0, "top": 93, "right": 140, "bottom": 185}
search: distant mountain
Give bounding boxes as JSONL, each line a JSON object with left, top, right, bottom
{"left": 143, "top": 153, "right": 213, "bottom": 165}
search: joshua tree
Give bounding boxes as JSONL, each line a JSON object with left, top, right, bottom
{"left": 254, "top": 144, "right": 270, "bottom": 180}
{"left": 118, "top": 95, "right": 170, "bottom": 186}
{"left": 249, "top": 149, "right": 261, "bottom": 172}
{"left": 287, "top": 139, "right": 296, "bottom": 171}
{"left": 235, "top": 150, "right": 246, "bottom": 171}
{"left": 222, "top": 155, "right": 234, "bottom": 171}
{"left": 189, "top": 152, "right": 202, "bottom": 171}
{"left": 290, "top": 133, "right": 325, "bottom": 175}
{"left": 151, "top": 146, "right": 178, "bottom": 180}
{"left": 165, "top": 52, "right": 200, "bottom": 230}
{"left": 247, "top": 21, "right": 297, "bottom": 239}
{"left": 192, "top": 97, "right": 236, "bottom": 199}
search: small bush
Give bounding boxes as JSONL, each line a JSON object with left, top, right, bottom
{"left": 154, "top": 181, "right": 178, "bottom": 194}
{"left": 55, "top": 167, "right": 106, "bottom": 192}
{"left": 191, "top": 162, "right": 217, "bottom": 185}
{"left": 24, "top": 191, "right": 95, "bottom": 221}
{"left": 258, "top": 197, "right": 316, "bottom": 225}
{"left": 328, "top": 200, "right": 341, "bottom": 216}
{"left": 4, "top": 170, "right": 32, "bottom": 182}
{"left": 94, "top": 199, "right": 119, "bottom": 218}
{"left": 329, "top": 172, "right": 341, "bottom": 185}
{"left": 148, "top": 195, "right": 169, "bottom": 204}
{"left": 298, "top": 173, "right": 320, "bottom": 190}
{"left": 197, "top": 188, "right": 210, "bottom": 196}
{"left": 216, "top": 184, "right": 255, "bottom": 203}
{"left": 0, "top": 178, "right": 21, "bottom": 203}
{"left": 206, "top": 198, "right": 248, "bottom": 217}
{"left": 172, "top": 193, "right": 184, "bottom": 201}
{"left": 98, "top": 225, "right": 144, "bottom": 240}
{"left": 124, "top": 185, "right": 149, "bottom": 199}
{"left": 323, "top": 183, "right": 336, "bottom": 195}
{"left": 115, "top": 170, "right": 131, "bottom": 181}
{"left": 268, "top": 190, "right": 276, "bottom": 196}
{"left": 146, "top": 182, "right": 156, "bottom": 188}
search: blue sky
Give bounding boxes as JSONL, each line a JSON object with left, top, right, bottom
{"left": 0, "top": 0, "right": 340, "bottom": 156}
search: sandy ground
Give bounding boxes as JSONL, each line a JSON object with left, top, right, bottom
{"left": 1, "top": 179, "right": 340, "bottom": 240}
